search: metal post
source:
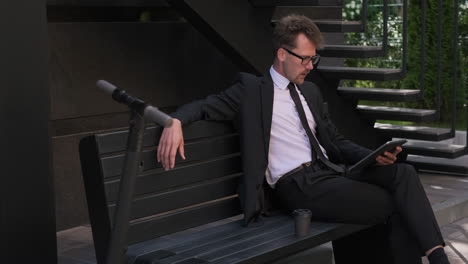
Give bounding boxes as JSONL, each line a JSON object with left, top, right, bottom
{"left": 105, "top": 110, "right": 146, "bottom": 264}
{"left": 451, "top": 0, "right": 459, "bottom": 135}
{"left": 402, "top": 0, "right": 408, "bottom": 73}
{"left": 436, "top": 0, "right": 442, "bottom": 114}
{"left": 419, "top": 0, "right": 426, "bottom": 96}
{"left": 382, "top": 0, "right": 389, "bottom": 54}
{"left": 361, "top": 0, "right": 368, "bottom": 32}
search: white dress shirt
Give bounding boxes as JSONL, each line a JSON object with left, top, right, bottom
{"left": 266, "top": 66, "right": 328, "bottom": 186}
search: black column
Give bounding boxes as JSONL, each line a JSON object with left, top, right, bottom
{"left": 0, "top": 0, "right": 56, "bottom": 263}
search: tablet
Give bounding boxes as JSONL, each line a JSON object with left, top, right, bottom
{"left": 347, "top": 139, "right": 407, "bottom": 173}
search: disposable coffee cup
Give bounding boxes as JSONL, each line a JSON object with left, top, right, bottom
{"left": 293, "top": 209, "right": 312, "bottom": 237}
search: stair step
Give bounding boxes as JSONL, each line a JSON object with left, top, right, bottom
{"left": 47, "top": 0, "right": 170, "bottom": 6}
{"left": 274, "top": 6, "right": 342, "bottom": 21}
{"left": 374, "top": 123, "right": 454, "bottom": 141}
{"left": 407, "top": 155, "right": 468, "bottom": 175}
{"left": 314, "top": 20, "right": 363, "bottom": 32}
{"left": 319, "top": 45, "right": 385, "bottom": 58}
{"left": 404, "top": 141, "right": 466, "bottom": 159}
{"left": 272, "top": 20, "right": 363, "bottom": 32}
{"left": 251, "top": 0, "right": 343, "bottom": 7}
{"left": 337, "top": 87, "right": 420, "bottom": 101}
{"left": 318, "top": 66, "right": 404, "bottom": 81}
{"left": 356, "top": 105, "right": 437, "bottom": 122}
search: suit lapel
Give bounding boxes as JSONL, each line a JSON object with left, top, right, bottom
{"left": 260, "top": 72, "right": 274, "bottom": 158}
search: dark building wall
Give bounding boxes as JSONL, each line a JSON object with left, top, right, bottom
{"left": 2, "top": 0, "right": 57, "bottom": 262}
{"left": 49, "top": 21, "right": 239, "bottom": 230}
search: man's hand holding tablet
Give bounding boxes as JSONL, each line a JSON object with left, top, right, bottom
{"left": 376, "top": 145, "right": 403, "bottom": 166}
{"left": 347, "top": 139, "right": 407, "bottom": 173}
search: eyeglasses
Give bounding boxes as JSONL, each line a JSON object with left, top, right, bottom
{"left": 282, "top": 47, "right": 320, "bottom": 66}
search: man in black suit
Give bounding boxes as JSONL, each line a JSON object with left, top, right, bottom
{"left": 157, "top": 14, "right": 449, "bottom": 264}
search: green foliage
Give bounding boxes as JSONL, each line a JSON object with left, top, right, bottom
{"left": 343, "top": 2, "right": 404, "bottom": 91}
{"left": 343, "top": 0, "right": 467, "bottom": 123}
{"left": 402, "top": 0, "right": 466, "bottom": 122}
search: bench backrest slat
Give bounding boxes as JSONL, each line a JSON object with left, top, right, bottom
{"left": 108, "top": 173, "right": 241, "bottom": 221}
{"left": 127, "top": 197, "right": 241, "bottom": 244}
{"left": 95, "top": 121, "right": 235, "bottom": 155}
{"left": 79, "top": 121, "right": 242, "bottom": 264}
{"left": 99, "top": 134, "right": 239, "bottom": 179}
{"left": 104, "top": 154, "right": 242, "bottom": 203}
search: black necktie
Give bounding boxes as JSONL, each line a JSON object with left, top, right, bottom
{"left": 287, "top": 82, "right": 343, "bottom": 173}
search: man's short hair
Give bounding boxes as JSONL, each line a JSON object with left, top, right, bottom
{"left": 272, "top": 14, "right": 324, "bottom": 51}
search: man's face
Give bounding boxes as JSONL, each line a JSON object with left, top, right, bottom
{"left": 279, "top": 33, "right": 316, "bottom": 85}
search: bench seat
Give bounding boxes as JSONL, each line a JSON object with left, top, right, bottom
{"left": 126, "top": 214, "right": 365, "bottom": 264}
{"left": 79, "top": 120, "right": 367, "bottom": 264}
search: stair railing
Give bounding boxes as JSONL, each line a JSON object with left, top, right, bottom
{"left": 440, "top": 0, "right": 465, "bottom": 154}
{"left": 356, "top": 0, "right": 388, "bottom": 53}
{"left": 362, "top": 0, "right": 389, "bottom": 52}
{"left": 450, "top": 0, "right": 467, "bottom": 154}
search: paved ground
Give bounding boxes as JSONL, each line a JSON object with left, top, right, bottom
{"left": 57, "top": 172, "right": 468, "bottom": 264}
{"left": 434, "top": 217, "right": 468, "bottom": 264}
{"left": 421, "top": 173, "right": 468, "bottom": 263}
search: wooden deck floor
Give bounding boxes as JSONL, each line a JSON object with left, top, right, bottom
{"left": 57, "top": 172, "right": 468, "bottom": 264}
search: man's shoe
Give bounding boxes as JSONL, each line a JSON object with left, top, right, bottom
{"left": 428, "top": 247, "right": 450, "bottom": 264}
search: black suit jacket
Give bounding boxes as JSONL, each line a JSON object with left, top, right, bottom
{"left": 171, "top": 71, "right": 372, "bottom": 226}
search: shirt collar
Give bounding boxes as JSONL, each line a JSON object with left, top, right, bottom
{"left": 270, "top": 66, "right": 292, "bottom": 91}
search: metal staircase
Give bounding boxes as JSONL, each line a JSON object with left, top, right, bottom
{"left": 167, "top": 0, "right": 467, "bottom": 174}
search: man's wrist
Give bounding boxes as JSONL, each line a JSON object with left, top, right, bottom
{"left": 171, "top": 118, "right": 182, "bottom": 127}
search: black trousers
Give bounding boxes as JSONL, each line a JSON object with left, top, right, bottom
{"left": 274, "top": 162, "right": 445, "bottom": 264}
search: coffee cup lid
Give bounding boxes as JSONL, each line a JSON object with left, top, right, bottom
{"left": 293, "top": 209, "right": 312, "bottom": 216}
